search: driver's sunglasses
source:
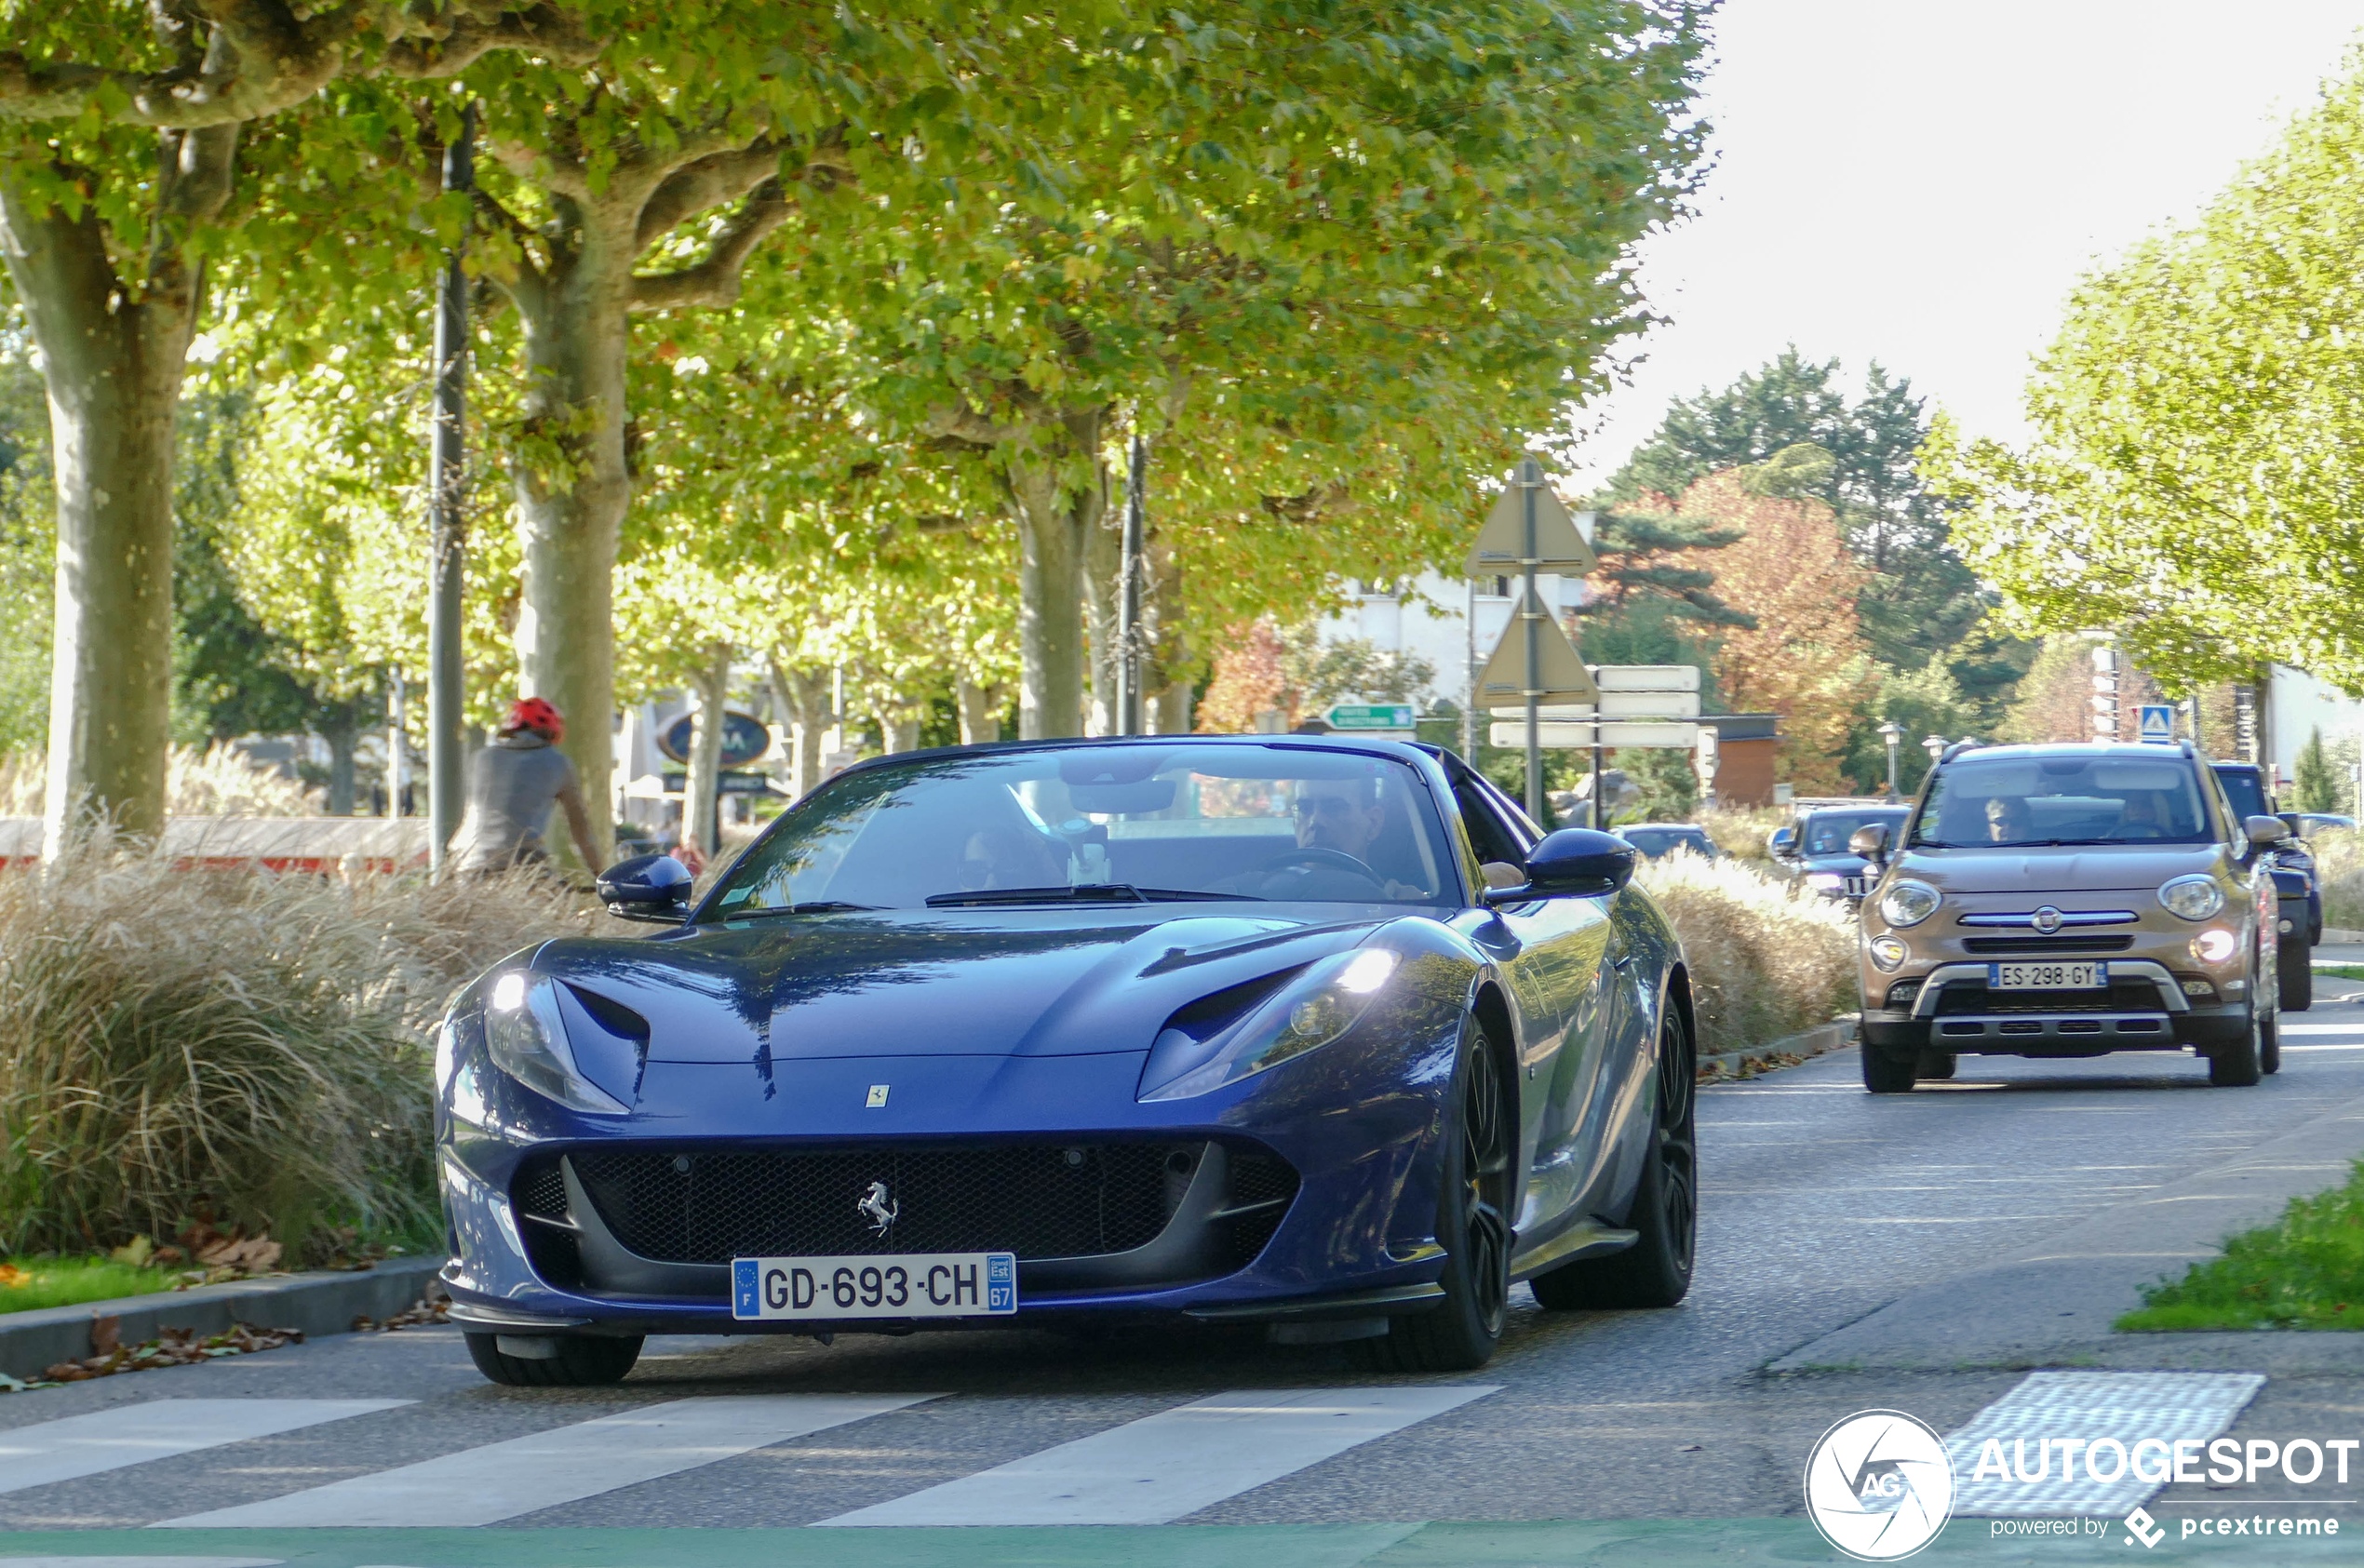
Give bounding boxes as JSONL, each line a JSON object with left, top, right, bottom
{"left": 1293, "top": 796, "right": 1361, "bottom": 819}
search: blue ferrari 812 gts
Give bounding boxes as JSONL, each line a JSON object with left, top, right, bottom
{"left": 435, "top": 737, "right": 1699, "bottom": 1384}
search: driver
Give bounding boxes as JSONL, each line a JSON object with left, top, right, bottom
{"left": 1984, "top": 796, "right": 2032, "bottom": 844}
{"left": 1220, "top": 777, "right": 1423, "bottom": 900}
{"left": 2116, "top": 794, "right": 2167, "bottom": 839}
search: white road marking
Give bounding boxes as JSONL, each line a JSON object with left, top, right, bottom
{"left": 0, "top": 1560, "right": 282, "bottom": 1567}
{"left": 0, "top": 1400, "right": 410, "bottom": 1496}
{"left": 1946, "top": 1371, "right": 2265, "bottom": 1516}
{"left": 2270, "top": 1024, "right": 2364, "bottom": 1036}
{"left": 157, "top": 1394, "right": 935, "bottom": 1528}
{"left": 818, "top": 1385, "right": 1498, "bottom": 1526}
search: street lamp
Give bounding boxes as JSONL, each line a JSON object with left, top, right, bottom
{"left": 1922, "top": 734, "right": 1948, "bottom": 771}
{"left": 1877, "top": 720, "right": 1904, "bottom": 799}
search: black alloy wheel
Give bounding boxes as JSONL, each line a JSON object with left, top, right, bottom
{"left": 465, "top": 1332, "right": 644, "bottom": 1387}
{"left": 1359, "top": 1020, "right": 1512, "bottom": 1373}
{"left": 1531, "top": 1004, "right": 1698, "bottom": 1310}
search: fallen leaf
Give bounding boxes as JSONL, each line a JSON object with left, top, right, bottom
{"left": 89, "top": 1315, "right": 121, "bottom": 1356}
{"left": 108, "top": 1236, "right": 154, "bottom": 1267}
{"left": 0, "top": 1264, "right": 30, "bottom": 1288}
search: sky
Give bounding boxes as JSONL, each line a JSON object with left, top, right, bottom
{"left": 1566, "top": 1, "right": 2364, "bottom": 488}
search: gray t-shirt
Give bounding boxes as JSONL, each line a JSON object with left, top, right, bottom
{"left": 453, "top": 733, "right": 579, "bottom": 871}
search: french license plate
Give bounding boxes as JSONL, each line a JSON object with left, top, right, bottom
{"left": 731, "top": 1252, "right": 1016, "bottom": 1320}
{"left": 1990, "top": 960, "right": 2106, "bottom": 990}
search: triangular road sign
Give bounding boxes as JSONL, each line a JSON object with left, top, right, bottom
{"left": 1466, "top": 464, "right": 1597, "bottom": 577}
{"left": 1475, "top": 599, "right": 1600, "bottom": 706}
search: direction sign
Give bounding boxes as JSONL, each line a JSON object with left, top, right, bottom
{"left": 1592, "top": 664, "right": 1700, "bottom": 693}
{"left": 1474, "top": 602, "right": 1599, "bottom": 706}
{"left": 1465, "top": 462, "right": 1597, "bottom": 577}
{"left": 1327, "top": 703, "right": 1417, "bottom": 730}
{"left": 2139, "top": 704, "right": 2175, "bottom": 744}
{"left": 1490, "top": 720, "right": 1701, "bottom": 749}
{"left": 1492, "top": 690, "right": 1699, "bottom": 720}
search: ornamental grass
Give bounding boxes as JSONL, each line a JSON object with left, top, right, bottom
{"left": 0, "top": 845, "right": 592, "bottom": 1261}
{"left": 1635, "top": 850, "right": 1860, "bottom": 1053}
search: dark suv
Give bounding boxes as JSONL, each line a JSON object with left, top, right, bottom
{"left": 2213, "top": 761, "right": 2317, "bottom": 1011}
{"left": 1854, "top": 741, "right": 2290, "bottom": 1092}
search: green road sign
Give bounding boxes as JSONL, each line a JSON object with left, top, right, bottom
{"left": 1327, "top": 704, "right": 1417, "bottom": 730}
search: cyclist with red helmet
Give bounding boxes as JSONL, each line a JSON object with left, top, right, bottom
{"left": 450, "top": 697, "right": 603, "bottom": 876}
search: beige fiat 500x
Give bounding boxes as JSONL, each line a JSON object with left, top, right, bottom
{"left": 1851, "top": 741, "right": 2289, "bottom": 1093}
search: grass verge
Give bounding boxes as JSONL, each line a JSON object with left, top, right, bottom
{"left": 2116, "top": 1158, "right": 2364, "bottom": 1332}
{"left": 0, "top": 1255, "right": 181, "bottom": 1313}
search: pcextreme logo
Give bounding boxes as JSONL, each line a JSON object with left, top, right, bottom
{"left": 1804, "top": 1410, "right": 1957, "bottom": 1561}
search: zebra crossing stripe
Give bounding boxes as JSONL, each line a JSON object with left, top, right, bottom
{"left": 156, "top": 1394, "right": 937, "bottom": 1528}
{"left": 1946, "top": 1371, "right": 2267, "bottom": 1516}
{"left": 0, "top": 1400, "right": 410, "bottom": 1496}
{"left": 819, "top": 1385, "right": 1499, "bottom": 1526}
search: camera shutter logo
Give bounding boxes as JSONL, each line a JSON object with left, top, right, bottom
{"left": 1804, "top": 1409, "right": 1954, "bottom": 1561}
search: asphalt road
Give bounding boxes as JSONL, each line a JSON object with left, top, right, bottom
{"left": 6, "top": 996, "right": 2364, "bottom": 1551}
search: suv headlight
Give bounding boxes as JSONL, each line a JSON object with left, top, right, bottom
{"left": 2158, "top": 876, "right": 2225, "bottom": 921}
{"left": 1877, "top": 878, "right": 1942, "bottom": 928}
{"left": 484, "top": 972, "right": 629, "bottom": 1114}
{"left": 1141, "top": 948, "right": 1400, "bottom": 1101}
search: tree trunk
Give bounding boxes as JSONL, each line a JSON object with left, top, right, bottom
{"left": 321, "top": 714, "right": 359, "bottom": 816}
{"left": 1144, "top": 534, "right": 1190, "bottom": 733}
{"left": 0, "top": 185, "right": 195, "bottom": 853}
{"left": 683, "top": 641, "right": 731, "bottom": 859}
{"left": 884, "top": 716, "right": 922, "bottom": 754}
{"left": 510, "top": 225, "right": 634, "bottom": 870}
{"left": 769, "top": 656, "right": 834, "bottom": 797}
{"left": 1083, "top": 495, "right": 1122, "bottom": 736}
{"left": 1004, "top": 410, "right": 1107, "bottom": 740}
{"left": 956, "top": 678, "right": 1003, "bottom": 745}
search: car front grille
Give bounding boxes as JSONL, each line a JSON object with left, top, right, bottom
{"left": 1933, "top": 978, "right": 2164, "bottom": 1014}
{"left": 1961, "top": 936, "right": 2134, "bottom": 954}
{"left": 564, "top": 1142, "right": 1204, "bottom": 1266}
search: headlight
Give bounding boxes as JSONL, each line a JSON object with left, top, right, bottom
{"left": 1867, "top": 934, "right": 1908, "bottom": 972}
{"left": 483, "top": 972, "right": 629, "bottom": 1114}
{"left": 2191, "top": 928, "right": 2238, "bottom": 964}
{"left": 2158, "top": 876, "right": 2225, "bottom": 921}
{"left": 1806, "top": 872, "right": 1846, "bottom": 891}
{"left": 1140, "top": 948, "right": 1400, "bottom": 1101}
{"left": 434, "top": 1017, "right": 458, "bottom": 1092}
{"left": 1877, "top": 879, "right": 1942, "bottom": 928}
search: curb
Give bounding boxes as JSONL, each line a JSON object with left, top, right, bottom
{"left": 2321, "top": 926, "right": 2364, "bottom": 944}
{"left": 1699, "top": 1013, "right": 1859, "bottom": 1079}
{"left": 0, "top": 1254, "right": 445, "bottom": 1383}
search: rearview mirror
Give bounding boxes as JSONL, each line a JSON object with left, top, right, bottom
{"left": 2277, "top": 811, "right": 2304, "bottom": 840}
{"left": 2245, "top": 814, "right": 2291, "bottom": 850}
{"left": 1848, "top": 823, "right": 1892, "bottom": 864}
{"left": 1768, "top": 825, "right": 1797, "bottom": 858}
{"left": 598, "top": 852, "right": 694, "bottom": 922}
{"left": 1485, "top": 828, "right": 1635, "bottom": 904}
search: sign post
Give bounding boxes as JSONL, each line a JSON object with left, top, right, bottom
{"left": 425, "top": 102, "right": 475, "bottom": 875}
{"left": 1466, "top": 459, "right": 1597, "bottom": 821}
{"left": 1326, "top": 703, "right": 1417, "bottom": 736}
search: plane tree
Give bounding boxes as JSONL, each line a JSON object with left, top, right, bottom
{"left": 0, "top": 0, "right": 592, "bottom": 849}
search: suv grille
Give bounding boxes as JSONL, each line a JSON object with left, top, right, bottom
{"left": 569, "top": 1142, "right": 1202, "bottom": 1266}
{"left": 1962, "top": 936, "right": 2134, "bottom": 954}
{"left": 1933, "top": 977, "right": 2163, "bottom": 1014}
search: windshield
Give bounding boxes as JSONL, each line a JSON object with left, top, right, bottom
{"left": 2214, "top": 767, "right": 2269, "bottom": 821}
{"left": 1800, "top": 810, "right": 1908, "bottom": 856}
{"left": 704, "top": 745, "right": 1457, "bottom": 915}
{"left": 1913, "top": 755, "right": 2215, "bottom": 848}
{"left": 1622, "top": 827, "right": 1712, "bottom": 857}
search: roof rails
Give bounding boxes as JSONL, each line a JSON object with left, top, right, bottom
{"left": 1939, "top": 739, "right": 1982, "bottom": 764}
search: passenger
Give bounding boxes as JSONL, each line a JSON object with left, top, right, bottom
{"left": 450, "top": 698, "right": 603, "bottom": 878}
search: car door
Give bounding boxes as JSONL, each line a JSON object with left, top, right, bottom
{"left": 1442, "top": 768, "right": 1615, "bottom": 1238}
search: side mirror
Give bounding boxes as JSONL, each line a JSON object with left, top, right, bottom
{"left": 1768, "top": 825, "right": 1797, "bottom": 858}
{"left": 597, "top": 852, "right": 694, "bottom": 922}
{"left": 1848, "top": 823, "right": 1892, "bottom": 865}
{"left": 2245, "top": 814, "right": 2291, "bottom": 851}
{"left": 2277, "top": 811, "right": 2304, "bottom": 840}
{"left": 1486, "top": 828, "right": 1636, "bottom": 904}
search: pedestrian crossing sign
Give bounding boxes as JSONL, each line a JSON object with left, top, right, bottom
{"left": 2138, "top": 704, "right": 2174, "bottom": 744}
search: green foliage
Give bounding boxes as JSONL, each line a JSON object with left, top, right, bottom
{"left": 1619, "top": 744, "right": 1698, "bottom": 822}
{"left": 2296, "top": 727, "right": 2341, "bottom": 815}
{"left": 0, "top": 1253, "right": 180, "bottom": 1312}
{"left": 1932, "top": 48, "right": 2364, "bottom": 694}
{"left": 2118, "top": 1158, "right": 2364, "bottom": 1333}
{"left": 1843, "top": 662, "right": 1982, "bottom": 797}
{"left": 1277, "top": 628, "right": 1436, "bottom": 716}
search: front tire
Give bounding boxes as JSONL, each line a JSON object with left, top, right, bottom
{"left": 1916, "top": 1051, "right": 1958, "bottom": 1080}
{"left": 1863, "top": 1043, "right": 1919, "bottom": 1093}
{"left": 1530, "top": 1004, "right": 1697, "bottom": 1310}
{"left": 2210, "top": 1006, "right": 2265, "bottom": 1088}
{"left": 465, "top": 1333, "right": 643, "bottom": 1387}
{"left": 1358, "top": 1021, "right": 1511, "bottom": 1374}
{"left": 2279, "top": 932, "right": 2312, "bottom": 1012}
